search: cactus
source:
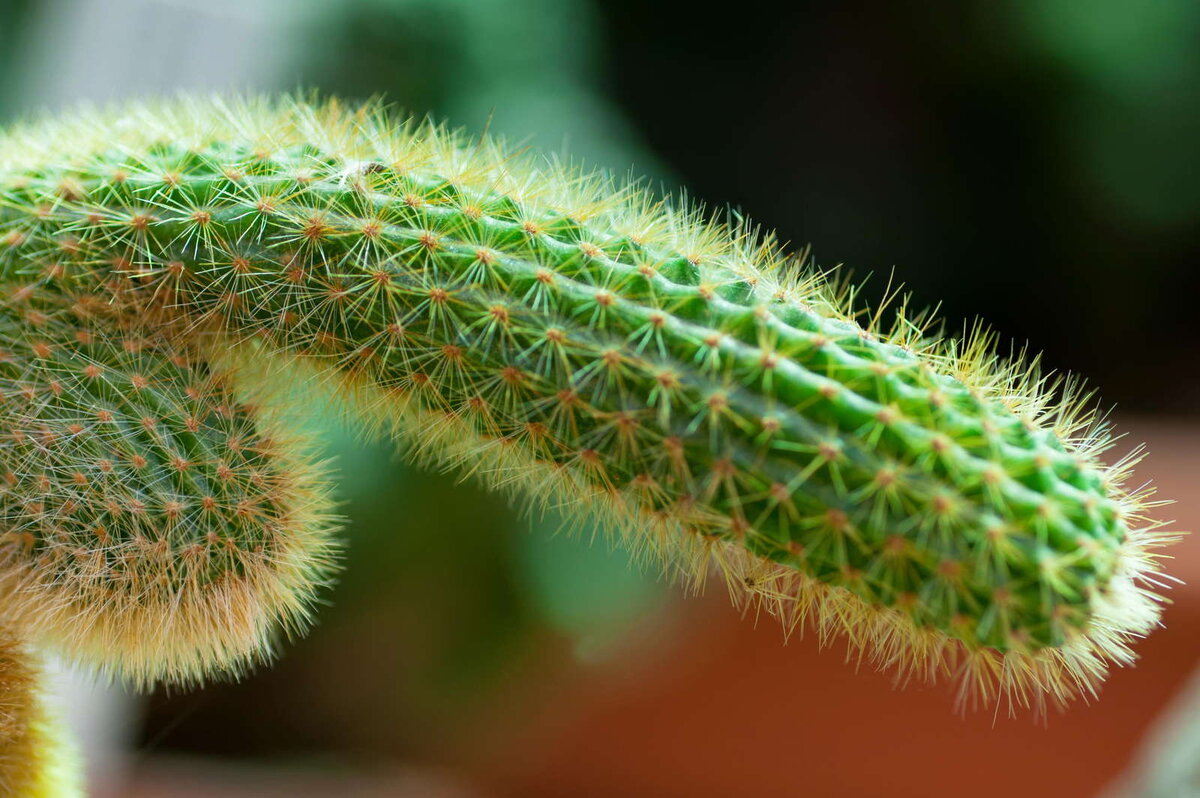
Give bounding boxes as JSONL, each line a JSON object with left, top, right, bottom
{"left": 0, "top": 627, "right": 81, "bottom": 796}
{"left": 0, "top": 293, "right": 338, "bottom": 687}
{"left": 0, "top": 95, "right": 1176, "bottom": 736}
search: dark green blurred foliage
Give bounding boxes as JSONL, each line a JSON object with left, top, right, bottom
{"left": 592, "top": 0, "right": 1200, "bottom": 413}
{"left": 301, "top": 0, "right": 663, "bottom": 176}
{"left": 1015, "top": 0, "right": 1200, "bottom": 227}
{"left": 0, "top": 0, "right": 35, "bottom": 109}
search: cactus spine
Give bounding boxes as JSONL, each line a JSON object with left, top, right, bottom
{"left": 0, "top": 295, "right": 337, "bottom": 687}
{"left": 0, "top": 96, "right": 1175, "bottom": 717}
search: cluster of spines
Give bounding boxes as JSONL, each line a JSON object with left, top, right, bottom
{"left": 0, "top": 292, "right": 338, "bottom": 687}
{"left": 0, "top": 95, "right": 1176, "bottom": 713}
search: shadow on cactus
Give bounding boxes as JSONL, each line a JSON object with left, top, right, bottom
{"left": 0, "top": 96, "right": 1179, "bottom": 741}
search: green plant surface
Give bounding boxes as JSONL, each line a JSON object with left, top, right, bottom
{"left": 0, "top": 294, "right": 338, "bottom": 686}
{"left": 0, "top": 96, "right": 1175, "bottom": 723}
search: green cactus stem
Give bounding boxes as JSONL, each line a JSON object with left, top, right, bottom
{"left": 0, "top": 95, "right": 1176, "bottom": 712}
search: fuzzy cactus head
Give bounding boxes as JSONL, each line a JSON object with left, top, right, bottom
{"left": 0, "top": 96, "right": 1178, "bottom": 717}
{"left": 0, "top": 288, "right": 339, "bottom": 688}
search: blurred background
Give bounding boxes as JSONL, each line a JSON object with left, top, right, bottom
{"left": 1, "top": 0, "right": 1198, "bottom": 795}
